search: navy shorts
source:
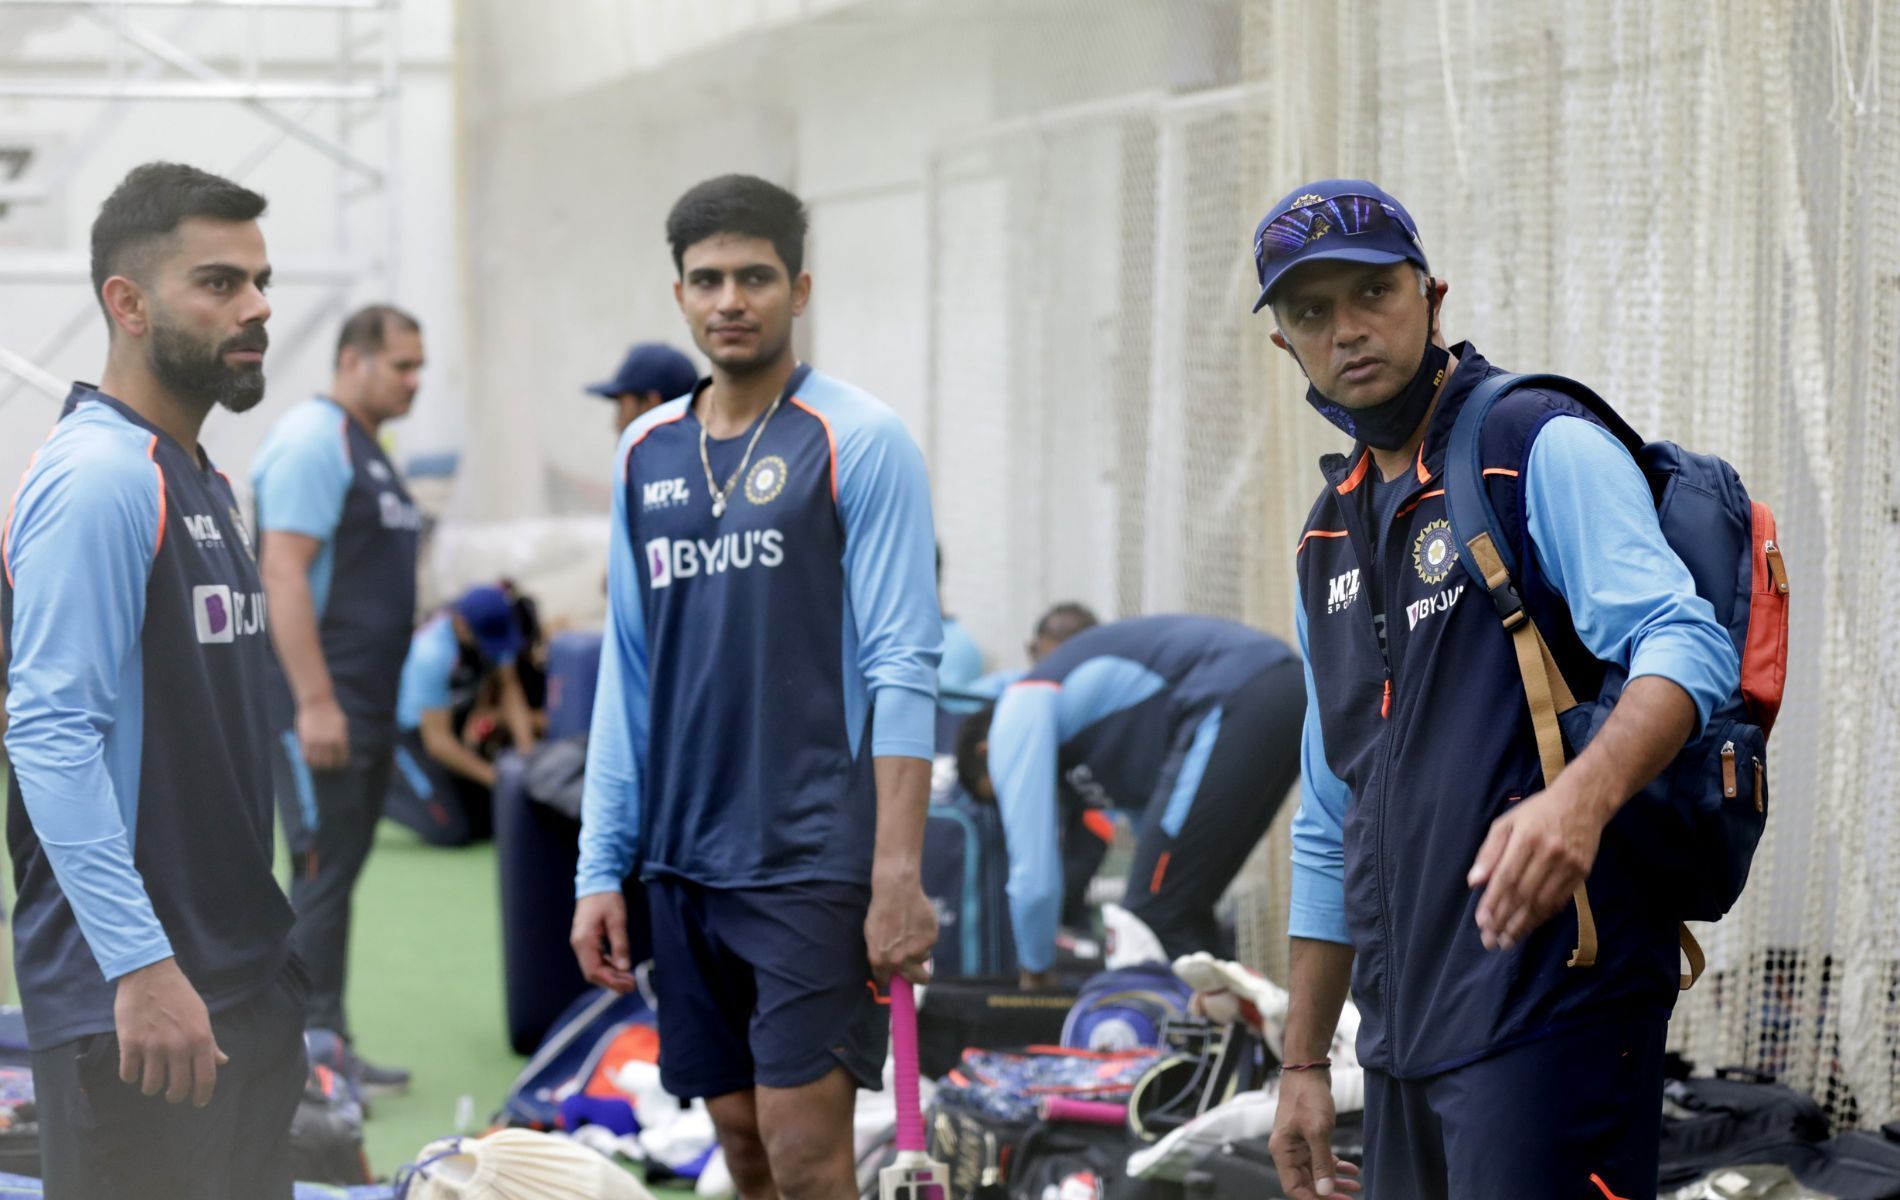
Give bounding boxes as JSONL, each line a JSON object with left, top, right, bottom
{"left": 647, "top": 879, "right": 888, "bottom": 1099}
{"left": 1363, "top": 1014, "right": 1668, "bottom": 1200}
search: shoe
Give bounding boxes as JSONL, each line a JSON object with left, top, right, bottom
{"left": 347, "top": 1047, "right": 412, "bottom": 1098}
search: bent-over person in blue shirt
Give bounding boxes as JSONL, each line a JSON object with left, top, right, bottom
{"left": 956, "top": 615, "right": 1304, "bottom": 989}
{"left": 573, "top": 175, "right": 942, "bottom": 1200}
{"left": 385, "top": 584, "right": 537, "bottom": 845}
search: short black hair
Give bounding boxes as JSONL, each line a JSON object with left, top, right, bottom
{"left": 1035, "top": 602, "right": 1100, "bottom": 644}
{"left": 955, "top": 706, "right": 996, "bottom": 802}
{"left": 335, "top": 304, "right": 422, "bottom": 366}
{"left": 90, "top": 162, "right": 267, "bottom": 319}
{"left": 666, "top": 174, "right": 807, "bottom": 278}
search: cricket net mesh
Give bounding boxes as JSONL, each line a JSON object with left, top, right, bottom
{"left": 923, "top": 0, "right": 1900, "bottom": 1125}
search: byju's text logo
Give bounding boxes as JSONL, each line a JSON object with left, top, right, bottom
{"left": 192, "top": 585, "right": 267, "bottom": 643}
{"left": 1326, "top": 568, "right": 1361, "bottom": 615}
{"left": 642, "top": 478, "right": 690, "bottom": 511}
{"left": 643, "top": 531, "right": 784, "bottom": 589}
{"left": 1405, "top": 583, "right": 1465, "bottom": 631}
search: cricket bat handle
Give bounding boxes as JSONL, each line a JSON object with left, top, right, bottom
{"left": 891, "top": 975, "right": 925, "bottom": 1153}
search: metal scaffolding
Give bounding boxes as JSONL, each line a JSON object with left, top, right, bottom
{"left": 0, "top": 0, "right": 403, "bottom": 407}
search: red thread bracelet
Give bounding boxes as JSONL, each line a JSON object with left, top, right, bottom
{"left": 1281, "top": 1058, "right": 1332, "bottom": 1072}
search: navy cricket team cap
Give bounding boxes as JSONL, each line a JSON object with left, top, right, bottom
{"left": 585, "top": 342, "right": 699, "bottom": 402}
{"left": 454, "top": 585, "right": 522, "bottom": 666}
{"left": 1250, "top": 178, "right": 1430, "bottom": 313}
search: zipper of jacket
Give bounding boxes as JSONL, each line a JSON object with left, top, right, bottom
{"left": 1361, "top": 463, "right": 1436, "bottom": 1069}
{"left": 1333, "top": 466, "right": 1405, "bottom": 1061}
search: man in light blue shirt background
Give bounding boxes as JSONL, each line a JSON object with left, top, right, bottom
{"left": 252, "top": 304, "right": 425, "bottom": 1095}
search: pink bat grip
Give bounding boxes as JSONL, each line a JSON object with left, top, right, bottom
{"left": 1038, "top": 1096, "right": 1128, "bottom": 1125}
{"left": 891, "top": 976, "right": 925, "bottom": 1153}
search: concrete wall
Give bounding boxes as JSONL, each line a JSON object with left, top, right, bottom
{"left": 0, "top": 0, "right": 461, "bottom": 510}
{"left": 452, "top": 0, "right": 1239, "bottom": 662}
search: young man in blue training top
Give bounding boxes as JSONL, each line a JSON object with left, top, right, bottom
{"left": 2, "top": 162, "right": 303, "bottom": 1198}
{"left": 572, "top": 175, "right": 941, "bottom": 1200}
{"left": 955, "top": 615, "right": 1304, "bottom": 988}
{"left": 252, "top": 303, "right": 425, "bottom": 1092}
{"left": 1255, "top": 180, "right": 1740, "bottom": 1200}
{"left": 385, "top": 583, "right": 537, "bottom": 844}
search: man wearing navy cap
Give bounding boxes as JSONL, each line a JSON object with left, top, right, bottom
{"left": 587, "top": 342, "right": 700, "bottom": 435}
{"left": 386, "top": 584, "right": 538, "bottom": 843}
{"left": 1256, "top": 181, "right": 1737, "bottom": 1200}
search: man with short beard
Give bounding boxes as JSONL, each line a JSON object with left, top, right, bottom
{"left": 1, "top": 162, "right": 302, "bottom": 1198}
{"left": 1257, "top": 181, "right": 1738, "bottom": 1200}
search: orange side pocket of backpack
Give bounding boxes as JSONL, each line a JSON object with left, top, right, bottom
{"left": 1740, "top": 501, "right": 1790, "bottom": 737}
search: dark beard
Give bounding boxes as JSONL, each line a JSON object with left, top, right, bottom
{"left": 149, "top": 321, "right": 268, "bottom": 414}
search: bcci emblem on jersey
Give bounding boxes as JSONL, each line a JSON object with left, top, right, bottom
{"left": 1413, "top": 519, "right": 1458, "bottom": 585}
{"left": 745, "top": 455, "right": 788, "bottom": 507}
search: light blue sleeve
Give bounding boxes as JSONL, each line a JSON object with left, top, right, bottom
{"left": 939, "top": 618, "right": 985, "bottom": 692}
{"left": 577, "top": 429, "right": 650, "bottom": 898}
{"left": 2, "top": 432, "right": 174, "bottom": 979}
{"left": 1524, "top": 417, "right": 1740, "bottom": 733}
{"left": 395, "top": 619, "right": 459, "bottom": 730}
{"left": 251, "top": 402, "right": 351, "bottom": 540}
{"left": 1288, "top": 599, "right": 1353, "bottom": 945}
{"left": 990, "top": 683, "right": 1063, "bottom": 972}
{"left": 836, "top": 408, "right": 942, "bottom": 760}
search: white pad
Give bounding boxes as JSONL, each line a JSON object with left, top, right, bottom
{"left": 1103, "top": 904, "right": 1168, "bottom": 971}
{"left": 1169, "top": 952, "right": 1366, "bottom": 1112}
{"left": 404, "top": 1128, "right": 655, "bottom": 1199}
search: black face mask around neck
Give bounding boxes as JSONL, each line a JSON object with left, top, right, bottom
{"left": 1298, "top": 297, "right": 1448, "bottom": 451}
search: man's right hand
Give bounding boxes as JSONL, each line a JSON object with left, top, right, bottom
{"left": 114, "top": 957, "right": 226, "bottom": 1108}
{"left": 571, "top": 891, "right": 636, "bottom": 994}
{"left": 297, "top": 697, "right": 350, "bottom": 771}
{"left": 1269, "top": 1070, "right": 1361, "bottom": 1197}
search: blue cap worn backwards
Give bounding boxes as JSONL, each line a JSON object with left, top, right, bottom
{"left": 585, "top": 342, "right": 700, "bottom": 402}
{"left": 1250, "top": 179, "right": 1429, "bottom": 313}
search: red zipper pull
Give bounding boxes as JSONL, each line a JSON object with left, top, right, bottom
{"left": 1381, "top": 675, "right": 1393, "bottom": 720}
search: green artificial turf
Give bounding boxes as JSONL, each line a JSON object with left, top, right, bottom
{"left": 341, "top": 823, "right": 526, "bottom": 1176}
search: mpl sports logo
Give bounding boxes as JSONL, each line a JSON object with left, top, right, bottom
{"left": 192, "top": 584, "right": 267, "bottom": 644}
{"left": 183, "top": 513, "right": 225, "bottom": 548}
{"left": 642, "top": 478, "right": 690, "bottom": 511}
{"left": 645, "top": 530, "right": 785, "bottom": 589}
{"left": 1325, "top": 568, "right": 1362, "bottom": 615}
{"left": 378, "top": 492, "right": 424, "bottom": 532}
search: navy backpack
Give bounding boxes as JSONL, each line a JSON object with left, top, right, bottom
{"left": 1444, "top": 373, "right": 1791, "bottom": 986}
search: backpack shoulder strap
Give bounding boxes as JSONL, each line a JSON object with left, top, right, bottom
{"left": 1444, "top": 371, "right": 1598, "bottom": 968}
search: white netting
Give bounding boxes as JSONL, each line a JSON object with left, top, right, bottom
{"left": 921, "top": 0, "right": 1900, "bottom": 1123}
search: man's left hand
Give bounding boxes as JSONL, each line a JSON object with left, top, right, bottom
{"left": 1467, "top": 781, "right": 1609, "bottom": 951}
{"left": 865, "top": 871, "right": 937, "bottom": 985}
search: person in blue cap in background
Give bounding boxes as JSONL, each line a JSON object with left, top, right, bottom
{"left": 1256, "top": 180, "right": 1737, "bottom": 1200}
{"left": 586, "top": 341, "right": 700, "bottom": 435}
{"left": 384, "top": 585, "right": 539, "bottom": 846}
